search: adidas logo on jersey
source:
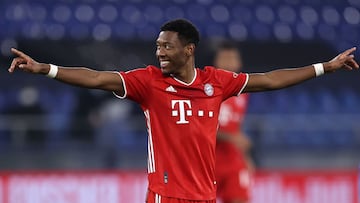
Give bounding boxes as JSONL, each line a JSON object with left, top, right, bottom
{"left": 166, "top": 85, "right": 177, "bottom": 93}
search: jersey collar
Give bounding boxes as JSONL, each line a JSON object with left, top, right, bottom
{"left": 172, "top": 68, "right": 197, "bottom": 86}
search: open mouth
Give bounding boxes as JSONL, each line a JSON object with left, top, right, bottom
{"left": 160, "top": 61, "right": 170, "bottom": 68}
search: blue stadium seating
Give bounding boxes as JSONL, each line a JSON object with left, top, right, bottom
{"left": 244, "top": 87, "right": 360, "bottom": 149}
{"left": 0, "top": 0, "right": 359, "bottom": 57}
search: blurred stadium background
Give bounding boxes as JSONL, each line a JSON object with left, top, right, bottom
{"left": 0, "top": 0, "right": 359, "bottom": 202}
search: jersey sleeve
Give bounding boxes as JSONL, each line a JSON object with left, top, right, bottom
{"left": 113, "top": 66, "right": 153, "bottom": 105}
{"left": 215, "top": 68, "right": 249, "bottom": 100}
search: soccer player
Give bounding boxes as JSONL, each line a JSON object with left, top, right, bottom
{"left": 8, "top": 19, "right": 358, "bottom": 203}
{"left": 214, "top": 42, "right": 253, "bottom": 203}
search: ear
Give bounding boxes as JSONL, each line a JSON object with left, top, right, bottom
{"left": 185, "top": 44, "right": 195, "bottom": 56}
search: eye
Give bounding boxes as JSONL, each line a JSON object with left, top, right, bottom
{"left": 156, "top": 44, "right": 173, "bottom": 50}
{"left": 165, "top": 44, "right": 174, "bottom": 50}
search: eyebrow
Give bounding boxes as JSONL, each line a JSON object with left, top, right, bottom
{"left": 156, "top": 41, "right": 172, "bottom": 45}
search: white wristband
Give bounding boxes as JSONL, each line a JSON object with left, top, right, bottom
{"left": 47, "top": 64, "right": 58, "bottom": 78}
{"left": 313, "top": 63, "right": 324, "bottom": 77}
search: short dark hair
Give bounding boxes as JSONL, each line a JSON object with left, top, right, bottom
{"left": 160, "top": 19, "right": 200, "bottom": 46}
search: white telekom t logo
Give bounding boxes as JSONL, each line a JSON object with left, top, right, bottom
{"left": 171, "top": 100, "right": 192, "bottom": 124}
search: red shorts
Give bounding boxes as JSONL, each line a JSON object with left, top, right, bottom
{"left": 146, "top": 189, "right": 216, "bottom": 203}
{"left": 216, "top": 169, "right": 251, "bottom": 203}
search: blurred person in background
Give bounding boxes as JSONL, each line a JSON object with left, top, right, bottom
{"left": 214, "top": 42, "right": 254, "bottom": 203}
{"left": 7, "top": 19, "right": 358, "bottom": 203}
{"left": 3, "top": 86, "right": 46, "bottom": 148}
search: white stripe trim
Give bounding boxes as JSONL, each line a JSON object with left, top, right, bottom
{"left": 155, "top": 194, "right": 161, "bottom": 203}
{"left": 147, "top": 137, "right": 153, "bottom": 172}
{"left": 237, "top": 73, "right": 249, "bottom": 96}
{"left": 113, "top": 72, "right": 127, "bottom": 99}
{"left": 144, "top": 110, "right": 155, "bottom": 173}
{"left": 172, "top": 68, "right": 197, "bottom": 86}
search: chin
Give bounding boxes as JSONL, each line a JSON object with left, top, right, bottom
{"left": 161, "top": 67, "right": 173, "bottom": 76}
{"left": 161, "top": 70, "right": 170, "bottom": 76}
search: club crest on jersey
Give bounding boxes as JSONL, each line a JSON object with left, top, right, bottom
{"left": 204, "top": 83, "right": 214, "bottom": 96}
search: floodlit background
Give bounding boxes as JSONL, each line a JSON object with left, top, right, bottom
{"left": 0, "top": 0, "right": 359, "bottom": 202}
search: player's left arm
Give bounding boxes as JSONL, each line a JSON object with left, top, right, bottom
{"left": 243, "top": 47, "right": 358, "bottom": 93}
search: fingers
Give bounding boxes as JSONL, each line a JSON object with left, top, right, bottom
{"left": 344, "top": 53, "right": 359, "bottom": 67}
{"left": 11, "top": 48, "right": 31, "bottom": 60}
{"left": 343, "top": 47, "right": 357, "bottom": 56}
{"left": 339, "top": 47, "right": 358, "bottom": 70}
{"left": 8, "top": 57, "right": 27, "bottom": 73}
{"left": 350, "top": 58, "right": 359, "bottom": 68}
{"left": 343, "top": 63, "right": 353, "bottom": 70}
{"left": 346, "top": 58, "right": 359, "bottom": 69}
{"left": 9, "top": 48, "right": 34, "bottom": 73}
{"left": 9, "top": 59, "right": 17, "bottom": 72}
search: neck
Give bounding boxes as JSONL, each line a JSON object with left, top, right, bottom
{"left": 173, "top": 64, "right": 196, "bottom": 84}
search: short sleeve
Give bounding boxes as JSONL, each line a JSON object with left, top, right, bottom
{"left": 215, "top": 69, "right": 249, "bottom": 100}
{"left": 113, "top": 66, "right": 153, "bottom": 105}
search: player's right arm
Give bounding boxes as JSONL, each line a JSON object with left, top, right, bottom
{"left": 8, "top": 48, "right": 124, "bottom": 96}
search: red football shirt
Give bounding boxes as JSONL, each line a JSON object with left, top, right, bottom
{"left": 115, "top": 65, "right": 248, "bottom": 200}
{"left": 218, "top": 94, "right": 248, "bottom": 133}
{"left": 216, "top": 94, "right": 249, "bottom": 175}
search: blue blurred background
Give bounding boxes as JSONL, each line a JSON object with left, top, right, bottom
{"left": 0, "top": 0, "right": 359, "bottom": 170}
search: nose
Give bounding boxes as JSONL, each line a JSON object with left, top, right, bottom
{"left": 156, "top": 46, "right": 166, "bottom": 57}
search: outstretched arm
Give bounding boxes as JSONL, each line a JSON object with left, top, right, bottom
{"left": 244, "top": 47, "right": 359, "bottom": 92}
{"left": 8, "top": 48, "right": 124, "bottom": 96}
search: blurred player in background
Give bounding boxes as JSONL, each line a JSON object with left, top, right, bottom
{"left": 7, "top": 19, "right": 358, "bottom": 203}
{"left": 214, "top": 42, "right": 254, "bottom": 203}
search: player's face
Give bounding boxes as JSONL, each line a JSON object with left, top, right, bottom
{"left": 156, "top": 31, "right": 190, "bottom": 75}
{"left": 214, "top": 49, "right": 243, "bottom": 72}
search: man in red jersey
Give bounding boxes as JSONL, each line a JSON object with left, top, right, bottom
{"left": 214, "top": 42, "right": 254, "bottom": 203}
{"left": 8, "top": 19, "right": 358, "bottom": 203}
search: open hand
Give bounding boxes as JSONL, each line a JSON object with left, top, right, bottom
{"left": 326, "top": 47, "right": 359, "bottom": 72}
{"left": 8, "top": 48, "right": 47, "bottom": 74}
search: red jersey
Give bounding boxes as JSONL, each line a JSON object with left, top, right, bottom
{"left": 216, "top": 94, "right": 249, "bottom": 174}
{"left": 116, "top": 65, "right": 248, "bottom": 200}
